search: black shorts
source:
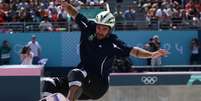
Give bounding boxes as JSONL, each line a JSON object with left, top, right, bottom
{"left": 42, "top": 69, "right": 109, "bottom": 100}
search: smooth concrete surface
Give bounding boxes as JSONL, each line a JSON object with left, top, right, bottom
{"left": 79, "top": 85, "right": 201, "bottom": 101}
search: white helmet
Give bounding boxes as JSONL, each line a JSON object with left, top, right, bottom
{"left": 95, "top": 11, "right": 115, "bottom": 28}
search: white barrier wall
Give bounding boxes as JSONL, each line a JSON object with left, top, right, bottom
{"left": 0, "top": 65, "right": 42, "bottom": 101}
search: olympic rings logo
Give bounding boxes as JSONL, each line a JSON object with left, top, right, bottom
{"left": 141, "top": 76, "right": 158, "bottom": 85}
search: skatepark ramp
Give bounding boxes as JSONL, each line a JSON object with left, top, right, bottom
{"left": 80, "top": 72, "right": 201, "bottom": 101}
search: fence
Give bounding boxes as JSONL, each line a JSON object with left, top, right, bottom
{"left": 0, "top": 19, "right": 200, "bottom": 33}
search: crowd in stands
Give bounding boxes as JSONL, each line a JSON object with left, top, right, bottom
{"left": 0, "top": 0, "right": 107, "bottom": 31}
{"left": 0, "top": 0, "right": 106, "bottom": 23}
{"left": 0, "top": 0, "right": 200, "bottom": 31}
{"left": 112, "top": 0, "right": 201, "bottom": 29}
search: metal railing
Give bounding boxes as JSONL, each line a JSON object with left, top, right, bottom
{"left": 114, "top": 19, "right": 201, "bottom": 31}
{"left": 0, "top": 20, "right": 200, "bottom": 33}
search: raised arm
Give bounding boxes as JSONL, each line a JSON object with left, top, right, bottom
{"left": 61, "top": 1, "right": 78, "bottom": 20}
{"left": 111, "top": 34, "right": 168, "bottom": 58}
{"left": 61, "top": 1, "right": 94, "bottom": 32}
{"left": 130, "top": 47, "right": 168, "bottom": 59}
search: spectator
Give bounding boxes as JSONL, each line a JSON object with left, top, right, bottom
{"left": 50, "top": 9, "right": 59, "bottom": 22}
{"left": 146, "top": 4, "right": 157, "bottom": 26}
{"left": 40, "top": 9, "right": 49, "bottom": 18}
{"left": 192, "top": 16, "right": 201, "bottom": 27}
{"left": 86, "top": 0, "right": 104, "bottom": 5}
{"left": 58, "top": 8, "right": 68, "bottom": 22}
{"left": 163, "top": 5, "right": 177, "bottom": 28}
{"left": 185, "top": 0, "right": 200, "bottom": 20}
{"left": 123, "top": 5, "right": 136, "bottom": 22}
{"left": 151, "top": 35, "right": 161, "bottom": 66}
{"left": 142, "top": 2, "right": 151, "bottom": 12}
{"left": 0, "top": 3, "right": 6, "bottom": 24}
{"left": 32, "top": 7, "right": 41, "bottom": 22}
{"left": 113, "top": 5, "right": 124, "bottom": 30}
{"left": 20, "top": 46, "right": 33, "bottom": 65}
{"left": 155, "top": 5, "right": 164, "bottom": 29}
{"left": 18, "top": 8, "right": 33, "bottom": 22}
{"left": 185, "top": 0, "right": 194, "bottom": 19}
{"left": 190, "top": 38, "right": 200, "bottom": 65}
{"left": 123, "top": 5, "right": 136, "bottom": 30}
{"left": 114, "top": 5, "right": 124, "bottom": 20}
{"left": 39, "top": 17, "right": 53, "bottom": 31}
{"left": 155, "top": 5, "right": 164, "bottom": 18}
{"left": 27, "top": 35, "right": 41, "bottom": 64}
{"left": 0, "top": 40, "right": 11, "bottom": 65}
{"left": 144, "top": 38, "right": 154, "bottom": 65}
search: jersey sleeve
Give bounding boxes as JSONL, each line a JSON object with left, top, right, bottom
{"left": 75, "top": 13, "right": 95, "bottom": 31}
{"left": 111, "top": 35, "right": 133, "bottom": 57}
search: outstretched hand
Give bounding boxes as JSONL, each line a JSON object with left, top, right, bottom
{"left": 60, "top": 0, "right": 78, "bottom": 19}
{"left": 151, "top": 49, "right": 169, "bottom": 59}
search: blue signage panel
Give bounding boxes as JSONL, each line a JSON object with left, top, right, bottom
{"left": 115, "top": 31, "right": 198, "bottom": 65}
{"left": 110, "top": 73, "right": 201, "bottom": 86}
{"left": 0, "top": 31, "right": 198, "bottom": 67}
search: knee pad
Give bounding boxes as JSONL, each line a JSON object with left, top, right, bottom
{"left": 41, "top": 77, "right": 58, "bottom": 98}
{"left": 68, "top": 69, "right": 87, "bottom": 87}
